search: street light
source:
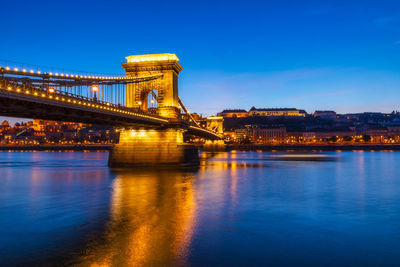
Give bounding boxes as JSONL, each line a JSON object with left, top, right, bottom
{"left": 92, "top": 85, "right": 98, "bottom": 101}
{"left": 48, "top": 88, "right": 55, "bottom": 93}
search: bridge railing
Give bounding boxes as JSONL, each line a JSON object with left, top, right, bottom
{"left": 0, "top": 78, "right": 167, "bottom": 121}
{"left": 0, "top": 62, "right": 162, "bottom": 109}
{"left": 0, "top": 60, "right": 125, "bottom": 79}
{"left": 0, "top": 63, "right": 167, "bottom": 118}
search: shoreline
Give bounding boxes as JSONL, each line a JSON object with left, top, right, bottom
{"left": 0, "top": 144, "right": 112, "bottom": 151}
{"left": 1, "top": 144, "right": 400, "bottom": 152}
{"left": 224, "top": 144, "right": 400, "bottom": 151}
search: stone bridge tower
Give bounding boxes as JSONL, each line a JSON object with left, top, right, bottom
{"left": 109, "top": 53, "right": 199, "bottom": 167}
{"left": 122, "top": 53, "right": 182, "bottom": 120}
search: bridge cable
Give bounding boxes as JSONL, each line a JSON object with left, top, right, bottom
{"left": 177, "top": 97, "right": 201, "bottom": 128}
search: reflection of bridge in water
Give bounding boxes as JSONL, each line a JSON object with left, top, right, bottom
{"left": 77, "top": 169, "right": 197, "bottom": 266}
{"left": 0, "top": 54, "right": 223, "bottom": 166}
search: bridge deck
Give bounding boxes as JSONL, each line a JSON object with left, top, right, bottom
{"left": 0, "top": 85, "right": 222, "bottom": 140}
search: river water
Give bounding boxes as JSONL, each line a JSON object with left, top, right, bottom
{"left": 0, "top": 151, "right": 399, "bottom": 266}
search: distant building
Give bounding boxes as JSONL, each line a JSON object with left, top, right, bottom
{"left": 218, "top": 109, "right": 248, "bottom": 118}
{"left": 387, "top": 126, "right": 400, "bottom": 137}
{"left": 357, "top": 124, "right": 387, "bottom": 138}
{"left": 313, "top": 110, "right": 336, "bottom": 120}
{"left": 251, "top": 126, "right": 286, "bottom": 144}
{"left": 234, "top": 128, "right": 250, "bottom": 142}
{"left": 287, "top": 131, "right": 316, "bottom": 143}
{"left": 0, "top": 120, "right": 11, "bottom": 134}
{"left": 248, "top": 107, "right": 306, "bottom": 117}
{"left": 1, "top": 120, "right": 10, "bottom": 127}
{"left": 32, "top": 119, "right": 85, "bottom": 132}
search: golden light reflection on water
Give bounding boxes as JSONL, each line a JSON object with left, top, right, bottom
{"left": 79, "top": 169, "right": 197, "bottom": 267}
{"left": 74, "top": 153, "right": 264, "bottom": 266}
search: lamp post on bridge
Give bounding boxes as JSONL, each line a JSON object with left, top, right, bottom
{"left": 92, "top": 85, "right": 98, "bottom": 101}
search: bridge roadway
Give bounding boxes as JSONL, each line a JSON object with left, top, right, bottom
{"left": 0, "top": 84, "right": 222, "bottom": 140}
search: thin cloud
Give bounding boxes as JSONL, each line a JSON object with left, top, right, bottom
{"left": 286, "top": 89, "right": 356, "bottom": 101}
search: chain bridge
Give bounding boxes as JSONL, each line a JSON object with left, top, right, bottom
{"left": 0, "top": 54, "right": 223, "bottom": 166}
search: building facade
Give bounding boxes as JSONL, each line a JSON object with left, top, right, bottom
{"left": 218, "top": 109, "right": 248, "bottom": 118}
{"left": 251, "top": 126, "right": 287, "bottom": 144}
{"left": 248, "top": 107, "right": 306, "bottom": 117}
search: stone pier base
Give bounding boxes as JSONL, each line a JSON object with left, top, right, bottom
{"left": 108, "top": 128, "right": 199, "bottom": 167}
{"left": 203, "top": 140, "right": 226, "bottom": 152}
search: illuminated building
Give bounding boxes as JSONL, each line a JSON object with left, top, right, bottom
{"left": 251, "top": 126, "right": 287, "bottom": 144}
{"left": 218, "top": 109, "right": 248, "bottom": 118}
{"left": 248, "top": 107, "right": 306, "bottom": 117}
{"left": 233, "top": 128, "right": 251, "bottom": 142}
{"left": 1, "top": 120, "right": 10, "bottom": 128}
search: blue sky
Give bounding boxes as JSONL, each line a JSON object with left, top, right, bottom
{"left": 1, "top": 0, "right": 400, "bottom": 123}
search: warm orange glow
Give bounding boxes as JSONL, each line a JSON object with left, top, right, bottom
{"left": 78, "top": 167, "right": 196, "bottom": 266}
{"left": 48, "top": 88, "right": 55, "bottom": 93}
{"left": 126, "top": 53, "right": 179, "bottom": 63}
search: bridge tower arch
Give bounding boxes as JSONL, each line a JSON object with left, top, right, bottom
{"left": 122, "top": 53, "right": 182, "bottom": 120}
{"left": 108, "top": 53, "right": 200, "bottom": 167}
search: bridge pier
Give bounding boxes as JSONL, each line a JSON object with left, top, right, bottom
{"left": 108, "top": 128, "right": 199, "bottom": 167}
{"left": 203, "top": 140, "right": 226, "bottom": 152}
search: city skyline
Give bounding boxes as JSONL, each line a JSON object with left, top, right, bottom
{"left": 1, "top": 0, "right": 400, "bottom": 120}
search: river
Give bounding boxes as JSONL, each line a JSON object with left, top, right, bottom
{"left": 0, "top": 151, "right": 399, "bottom": 266}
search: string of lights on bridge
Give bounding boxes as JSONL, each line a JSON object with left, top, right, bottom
{"left": 1, "top": 83, "right": 169, "bottom": 123}
{"left": 0, "top": 61, "right": 168, "bottom": 123}
{"left": 0, "top": 59, "right": 130, "bottom": 80}
{"left": 0, "top": 61, "right": 164, "bottom": 109}
{"left": 0, "top": 65, "right": 163, "bottom": 81}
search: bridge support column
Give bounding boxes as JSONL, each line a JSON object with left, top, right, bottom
{"left": 203, "top": 140, "right": 226, "bottom": 152}
{"left": 108, "top": 128, "right": 199, "bottom": 167}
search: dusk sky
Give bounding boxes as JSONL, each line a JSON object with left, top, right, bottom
{"left": 1, "top": 0, "right": 400, "bottom": 123}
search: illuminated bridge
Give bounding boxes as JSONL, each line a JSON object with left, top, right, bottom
{"left": 0, "top": 54, "right": 223, "bottom": 166}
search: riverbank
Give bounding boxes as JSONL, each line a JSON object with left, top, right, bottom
{"left": 1, "top": 143, "right": 400, "bottom": 152}
{"left": 225, "top": 144, "right": 400, "bottom": 151}
{"left": 0, "top": 144, "right": 112, "bottom": 151}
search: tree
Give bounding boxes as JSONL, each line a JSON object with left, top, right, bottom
{"left": 362, "top": 135, "right": 371, "bottom": 142}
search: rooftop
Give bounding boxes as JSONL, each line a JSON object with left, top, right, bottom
{"left": 249, "top": 107, "right": 306, "bottom": 112}
{"left": 220, "top": 109, "right": 248, "bottom": 113}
